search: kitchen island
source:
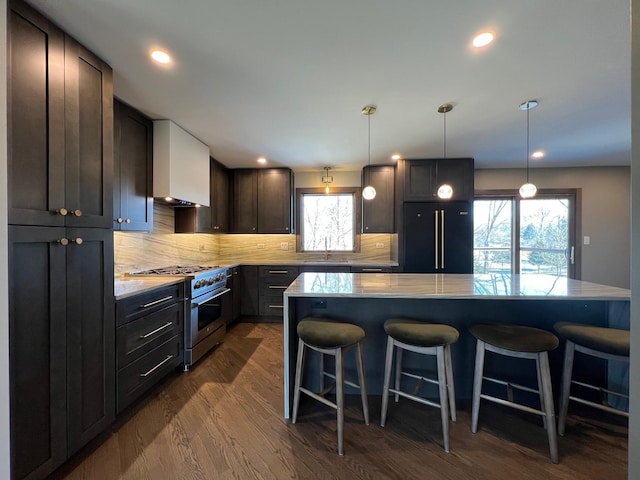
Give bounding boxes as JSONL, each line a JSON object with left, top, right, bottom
{"left": 282, "top": 273, "right": 630, "bottom": 418}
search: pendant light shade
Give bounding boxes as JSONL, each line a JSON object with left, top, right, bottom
{"left": 321, "top": 166, "right": 333, "bottom": 194}
{"left": 437, "top": 103, "right": 453, "bottom": 200}
{"left": 362, "top": 104, "right": 377, "bottom": 200}
{"left": 519, "top": 100, "right": 538, "bottom": 199}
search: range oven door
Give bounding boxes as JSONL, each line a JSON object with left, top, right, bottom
{"left": 190, "top": 287, "right": 231, "bottom": 347}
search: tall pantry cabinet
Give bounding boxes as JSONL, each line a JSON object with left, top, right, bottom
{"left": 7, "top": 2, "right": 115, "bottom": 479}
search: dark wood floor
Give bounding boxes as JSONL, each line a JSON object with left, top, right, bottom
{"left": 54, "top": 323, "right": 628, "bottom": 480}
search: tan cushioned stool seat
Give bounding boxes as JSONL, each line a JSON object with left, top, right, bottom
{"left": 384, "top": 318, "right": 459, "bottom": 347}
{"left": 470, "top": 324, "right": 559, "bottom": 353}
{"left": 298, "top": 318, "right": 365, "bottom": 348}
{"left": 554, "top": 322, "right": 630, "bottom": 357}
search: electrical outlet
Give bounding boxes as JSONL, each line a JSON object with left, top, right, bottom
{"left": 280, "top": 242, "right": 289, "bottom": 251}
{"left": 199, "top": 244, "right": 205, "bottom": 252}
{"left": 584, "top": 236, "right": 591, "bottom": 245}
{"left": 376, "top": 242, "right": 384, "bottom": 249}
{"left": 257, "top": 243, "right": 265, "bottom": 249}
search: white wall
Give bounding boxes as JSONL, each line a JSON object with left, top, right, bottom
{"left": 629, "top": 1, "right": 639, "bottom": 477}
{"left": 294, "top": 169, "right": 362, "bottom": 189}
{"left": 476, "top": 167, "right": 631, "bottom": 288}
{"left": 1, "top": 0, "right": 11, "bottom": 477}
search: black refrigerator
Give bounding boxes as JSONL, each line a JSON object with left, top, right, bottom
{"left": 402, "top": 202, "right": 473, "bottom": 273}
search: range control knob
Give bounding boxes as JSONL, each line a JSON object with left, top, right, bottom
{"left": 194, "top": 280, "right": 202, "bottom": 289}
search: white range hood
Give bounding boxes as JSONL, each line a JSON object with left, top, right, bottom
{"left": 153, "top": 119, "right": 210, "bottom": 206}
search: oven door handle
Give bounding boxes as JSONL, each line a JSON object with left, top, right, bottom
{"left": 191, "top": 288, "right": 231, "bottom": 308}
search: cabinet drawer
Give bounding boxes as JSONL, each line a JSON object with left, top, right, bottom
{"left": 117, "top": 282, "right": 184, "bottom": 326}
{"left": 351, "top": 266, "right": 393, "bottom": 273}
{"left": 258, "top": 266, "right": 299, "bottom": 281}
{"left": 117, "top": 301, "right": 183, "bottom": 368}
{"left": 117, "top": 335, "right": 182, "bottom": 412}
{"left": 259, "top": 297, "right": 286, "bottom": 317}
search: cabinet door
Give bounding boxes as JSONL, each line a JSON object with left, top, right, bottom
{"left": 231, "top": 170, "right": 258, "bottom": 233}
{"left": 9, "top": 226, "right": 68, "bottom": 480}
{"left": 114, "top": 99, "right": 153, "bottom": 231}
{"left": 240, "top": 265, "right": 259, "bottom": 316}
{"left": 403, "top": 159, "right": 437, "bottom": 201}
{"left": 7, "top": 2, "right": 65, "bottom": 227}
{"left": 258, "top": 169, "right": 293, "bottom": 233}
{"left": 436, "top": 158, "right": 474, "bottom": 202}
{"left": 440, "top": 202, "right": 473, "bottom": 273}
{"left": 66, "top": 228, "right": 115, "bottom": 455}
{"left": 64, "top": 37, "right": 114, "bottom": 229}
{"left": 211, "top": 158, "right": 230, "bottom": 232}
{"left": 231, "top": 267, "right": 242, "bottom": 322}
{"left": 402, "top": 203, "right": 437, "bottom": 273}
{"left": 362, "top": 165, "right": 395, "bottom": 233}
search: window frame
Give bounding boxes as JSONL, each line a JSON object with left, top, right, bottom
{"left": 474, "top": 188, "right": 581, "bottom": 278}
{"left": 295, "top": 187, "right": 362, "bottom": 253}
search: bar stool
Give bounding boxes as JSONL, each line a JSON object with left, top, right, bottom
{"left": 291, "top": 317, "right": 369, "bottom": 455}
{"left": 470, "top": 324, "right": 559, "bottom": 463}
{"left": 380, "top": 318, "right": 459, "bottom": 452}
{"left": 554, "top": 322, "right": 630, "bottom": 435}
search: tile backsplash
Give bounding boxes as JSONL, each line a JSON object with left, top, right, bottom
{"left": 114, "top": 204, "right": 394, "bottom": 275}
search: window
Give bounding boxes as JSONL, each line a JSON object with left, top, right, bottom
{"left": 474, "top": 190, "right": 579, "bottom": 278}
{"left": 296, "top": 187, "right": 361, "bottom": 252}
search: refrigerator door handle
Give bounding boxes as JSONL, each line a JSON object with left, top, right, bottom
{"left": 441, "top": 209, "right": 445, "bottom": 269}
{"left": 434, "top": 210, "right": 439, "bottom": 269}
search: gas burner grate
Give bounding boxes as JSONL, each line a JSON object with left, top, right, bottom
{"left": 132, "top": 265, "right": 220, "bottom": 275}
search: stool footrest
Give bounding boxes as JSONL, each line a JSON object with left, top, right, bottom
{"left": 389, "top": 388, "right": 441, "bottom": 410}
{"left": 480, "top": 393, "right": 546, "bottom": 417}
{"left": 571, "top": 380, "right": 629, "bottom": 400}
{"left": 323, "top": 371, "right": 363, "bottom": 391}
{"left": 483, "top": 376, "right": 540, "bottom": 396}
{"left": 299, "top": 387, "right": 338, "bottom": 410}
{"left": 569, "top": 395, "right": 630, "bottom": 417}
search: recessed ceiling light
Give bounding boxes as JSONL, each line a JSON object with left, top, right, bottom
{"left": 391, "top": 154, "right": 401, "bottom": 161}
{"left": 472, "top": 32, "right": 495, "bottom": 48}
{"left": 532, "top": 150, "right": 545, "bottom": 159}
{"left": 150, "top": 49, "right": 171, "bottom": 64}
{"left": 257, "top": 157, "right": 267, "bottom": 164}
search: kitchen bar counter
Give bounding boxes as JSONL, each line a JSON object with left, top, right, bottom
{"left": 282, "top": 273, "right": 630, "bottom": 418}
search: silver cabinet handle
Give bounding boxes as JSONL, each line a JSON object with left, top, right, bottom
{"left": 268, "top": 305, "right": 284, "bottom": 309}
{"left": 268, "top": 270, "right": 290, "bottom": 274}
{"left": 57, "top": 238, "right": 69, "bottom": 246}
{"left": 71, "top": 238, "right": 83, "bottom": 245}
{"left": 140, "top": 295, "right": 173, "bottom": 308}
{"left": 139, "top": 354, "right": 174, "bottom": 377}
{"left": 268, "top": 285, "right": 288, "bottom": 289}
{"left": 71, "top": 209, "right": 82, "bottom": 217}
{"left": 570, "top": 246, "right": 575, "bottom": 265}
{"left": 116, "top": 217, "right": 124, "bottom": 224}
{"left": 441, "top": 209, "right": 445, "bottom": 269}
{"left": 139, "top": 321, "right": 173, "bottom": 339}
{"left": 360, "top": 268, "right": 383, "bottom": 272}
{"left": 125, "top": 218, "right": 131, "bottom": 223}
{"left": 56, "top": 208, "right": 68, "bottom": 216}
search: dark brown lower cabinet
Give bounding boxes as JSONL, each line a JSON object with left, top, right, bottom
{"left": 9, "top": 226, "right": 115, "bottom": 480}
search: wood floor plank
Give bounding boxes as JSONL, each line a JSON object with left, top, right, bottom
{"left": 53, "top": 322, "right": 628, "bottom": 480}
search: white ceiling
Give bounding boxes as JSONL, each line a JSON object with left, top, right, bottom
{"left": 27, "top": 0, "right": 631, "bottom": 171}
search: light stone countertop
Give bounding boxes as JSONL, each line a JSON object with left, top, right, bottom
{"left": 284, "top": 273, "right": 630, "bottom": 300}
{"left": 114, "top": 276, "right": 185, "bottom": 300}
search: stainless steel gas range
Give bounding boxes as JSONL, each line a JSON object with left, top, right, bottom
{"left": 129, "top": 265, "right": 231, "bottom": 369}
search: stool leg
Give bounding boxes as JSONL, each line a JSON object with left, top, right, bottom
{"left": 436, "top": 346, "right": 451, "bottom": 453}
{"left": 380, "top": 336, "right": 395, "bottom": 427}
{"left": 336, "top": 347, "right": 345, "bottom": 455}
{"left": 395, "top": 347, "right": 403, "bottom": 402}
{"left": 355, "top": 342, "right": 370, "bottom": 425}
{"left": 558, "top": 340, "right": 575, "bottom": 436}
{"left": 471, "top": 339, "right": 485, "bottom": 433}
{"left": 292, "top": 339, "right": 306, "bottom": 423}
{"left": 536, "top": 359, "right": 547, "bottom": 429}
{"left": 538, "top": 352, "right": 559, "bottom": 463}
{"left": 444, "top": 344, "right": 456, "bottom": 422}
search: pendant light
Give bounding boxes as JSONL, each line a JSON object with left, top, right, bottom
{"left": 437, "top": 103, "right": 454, "bottom": 200}
{"left": 519, "top": 100, "right": 538, "bottom": 199}
{"left": 321, "top": 166, "right": 333, "bottom": 194}
{"left": 362, "top": 104, "right": 377, "bottom": 200}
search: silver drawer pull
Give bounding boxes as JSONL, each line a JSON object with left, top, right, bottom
{"left": 268, "top": 305, "right": 284, "bottom": 309}
{"left": 268, "top": 285, "right": 288, "bottom": 289}
{"left": 268, "top": 270, "right": 290, "bottom": 274}
{"left": 139, "top": 322, "right": 173, "bottom": 339}
{"left": 140, "top": 295, "right": 173, "bottom": 308}
{"left": 139, "top": 354, "right": 174, "bottom": 377}
{"left": 360, "top": 268, "right": 383, "bottom": 272}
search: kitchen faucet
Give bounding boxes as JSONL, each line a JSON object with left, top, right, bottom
{"left": 324, "top": 237, "right": 329, "bottom": 261}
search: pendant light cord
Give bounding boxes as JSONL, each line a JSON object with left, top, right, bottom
{"left": 443, "top": 109, "right": 447, "bottom": 159}
{"left": 526, "top": 104, "right": 530, "bottom": 183}
{"left": 368, "top": 112, "right": 371, "bottom": 167}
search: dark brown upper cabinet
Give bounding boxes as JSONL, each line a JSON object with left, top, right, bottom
{"left": 362, "top": 165, "right": 395, "bottom": 233}
{"left": 402, "top": 158, "right": 474, "bottom": 202}
{"left": 175, "top": 157, "right": 230, "bottom": 233}
{"left": 231, "top": 168, "right": 293, "bottom": 234}
{"left": 8, "top": 0, "right": 114, "bottom": 228}
{"left": 114, "top": 99, "right": 153, "bottom": 231}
